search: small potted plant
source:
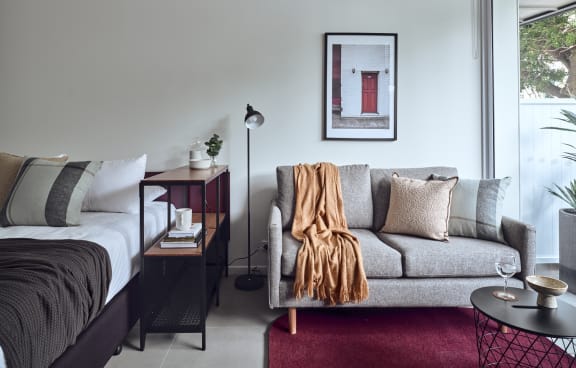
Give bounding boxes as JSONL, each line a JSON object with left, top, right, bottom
{"left": 205, "top": 134, "right": 223, "bottom": 167}
{"left": 542, "top": 106, "right": 576, "bottom": 292}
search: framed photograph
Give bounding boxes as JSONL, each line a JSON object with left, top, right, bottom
{"left": 323, "top": 33, "right": 397, "bottom": 141}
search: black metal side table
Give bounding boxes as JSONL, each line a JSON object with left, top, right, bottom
{"left": 139, "top": 165, "right": 230, "bottom": 351}
{"left": 470, "top": 286, "right": 576, "bottom": 367}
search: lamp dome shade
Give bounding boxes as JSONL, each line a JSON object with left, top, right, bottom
{"left": 245, "top": 104, "right": 264, "bottom": 129}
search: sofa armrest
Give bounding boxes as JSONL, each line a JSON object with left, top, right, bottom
{"left": 501, "top": 216, "right": 536, "bottom": 284}
{"left": 267, "top": 200, "right": 283, "bottom": 309}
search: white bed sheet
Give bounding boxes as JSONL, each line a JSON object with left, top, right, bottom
{"left": 0, "top": 201, "right": 173, "bottom": 303}
{"left": 0, "top": 201, "right": 173, "bottom": 368}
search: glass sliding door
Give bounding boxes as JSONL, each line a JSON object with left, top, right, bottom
{"left": 518, "top": 7, "right": 576, "bottom": 263}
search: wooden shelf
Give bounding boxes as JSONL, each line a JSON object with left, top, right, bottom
{"left": 142, "top": 165, "right": 228, "bottom": 184}
{"left": 144, "top": 212, "right": 226, "bottom": 257}
{"left": 145, "top": 228, "right": 216, "bottom": 257}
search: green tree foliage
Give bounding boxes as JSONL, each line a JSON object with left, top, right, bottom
{"left": 520, "top": 10, "right": 576, "bottom": 98}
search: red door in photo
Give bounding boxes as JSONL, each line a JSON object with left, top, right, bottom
{"left": 362, "top": 72, "right": 378, "bottom": 113}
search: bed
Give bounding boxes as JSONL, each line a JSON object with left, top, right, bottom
{"left": 0, "top": 201, "right": 172, "bottom": 368}
{"left": 0, "top": 153, "right": 173, "bottom": 368}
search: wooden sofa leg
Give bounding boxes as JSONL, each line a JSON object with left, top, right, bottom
{"left": 288, "top": 308, "right": 297, "bottom": 335}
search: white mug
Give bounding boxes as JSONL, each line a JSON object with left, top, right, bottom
{"left": 175, "top": 208, "right": 192, "bottom": 231}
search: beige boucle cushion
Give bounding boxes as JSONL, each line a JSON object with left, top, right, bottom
{"left": 381, "top": 173, "right": 458, "bottom": 241}
{"left": 0, "top": 152, "right": 68, "bottom": 210}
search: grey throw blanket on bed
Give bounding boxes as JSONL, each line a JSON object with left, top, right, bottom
{"left": 0, "top": 238, "right": 111, "bottom": 368}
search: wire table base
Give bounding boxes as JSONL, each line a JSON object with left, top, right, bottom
{"left": 474, "top": 308, "right": 576, "bottom": 367}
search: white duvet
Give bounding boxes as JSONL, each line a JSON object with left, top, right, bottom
{"left": 0, "top": 201, "right": 173, "bottom": 368}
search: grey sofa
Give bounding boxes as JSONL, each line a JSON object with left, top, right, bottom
{"left": 267, "top": 165, "right": 536, "bottom": 334}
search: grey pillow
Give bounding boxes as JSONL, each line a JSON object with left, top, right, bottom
{"left": 0, "top": 158, "right": 102, "bottom": 227}
{"left": 431, "top": 174, "right": 511, "bottom": 243}
{"left": 0, "top": 152, "right": 68, "bottom": 210}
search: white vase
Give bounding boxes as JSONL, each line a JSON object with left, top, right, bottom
{"left": 559, "top": 208, "right": 576, "bottom": 293}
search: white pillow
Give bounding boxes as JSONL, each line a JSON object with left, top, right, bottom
{"left": 82, "top": 154, "right": 150, "bottom": 213}
{"left": 143, "top": 185, "right": 167, "bottom": 203}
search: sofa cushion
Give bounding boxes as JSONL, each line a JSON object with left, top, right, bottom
{"left": 378, "top": 232, "right": 521, "bottom": 278}
{"left": 281, "top": 229, "right": 402, "bottom": 278}
{"left": 276, "top": 164, "right": 373, "bottom": 230}
{"left": 371, "top": 167, "right": 458, "bottom": 231}
{"left": 381, "top": 174, "right": 458, "bottom": 241}
{"left": 431, "top": 175, "right": 511, "bottom": 244}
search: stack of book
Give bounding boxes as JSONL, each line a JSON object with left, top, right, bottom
{"left": 160, "top": 223, "right": 203, "bottom": 248}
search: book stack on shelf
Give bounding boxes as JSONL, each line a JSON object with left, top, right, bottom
{"left": 160, "top": 223, "right": 203, "bottom": 248}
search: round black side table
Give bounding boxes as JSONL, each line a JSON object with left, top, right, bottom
{"left": 470, "top": 286, "right": 576, "bottom": 367}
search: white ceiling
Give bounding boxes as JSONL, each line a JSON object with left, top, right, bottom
{"left": 519, "top": 0, "right": 576, "bottom": 23}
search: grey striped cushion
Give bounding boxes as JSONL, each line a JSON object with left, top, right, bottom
{"left": 432, "top": 175, "right": 511, "bottom": 243}
{"left": 0, "top": 152, "right": 68, "bottom": 210}
{"left": 0, "top": 158, "right": 102, "bottom": 227}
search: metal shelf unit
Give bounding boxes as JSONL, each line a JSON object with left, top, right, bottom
{"left": 138, "top": 165, "right": 229, "bottom": 351}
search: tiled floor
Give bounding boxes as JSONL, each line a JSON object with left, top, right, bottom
{"left": 105, "top": 265, "right": 576, "bottom": 368}
{"left": 105, "top": 273, "right": 283, "bottom": 368}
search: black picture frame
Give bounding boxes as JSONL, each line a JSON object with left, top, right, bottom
{"left": 323, "top": 33, "right": 398, "bottom": 141}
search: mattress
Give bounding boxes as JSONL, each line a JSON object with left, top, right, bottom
{"left": 0, "top": 201, "right": 172, "bottom": 368}
{"left": 0, "top": 201, "right": 173, "bottom": 303}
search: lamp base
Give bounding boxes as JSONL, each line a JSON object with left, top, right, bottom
{"left": 235, "top": 273, "right": 265, "bottom": 291}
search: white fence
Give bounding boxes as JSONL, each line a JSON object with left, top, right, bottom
{"left": 519, "top": 99, "right": 576, "bottom": 263}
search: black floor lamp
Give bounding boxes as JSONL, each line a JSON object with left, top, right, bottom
{"left": 235, "top": 104, "right": 266, "bottom": 291}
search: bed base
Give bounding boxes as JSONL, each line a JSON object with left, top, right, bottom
{"left": 50, "top": 274, "right": 140, "bottom": 368}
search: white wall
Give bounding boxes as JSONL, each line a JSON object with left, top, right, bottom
{"left": 0, "top": 0, "right": 483, "bottom": 270}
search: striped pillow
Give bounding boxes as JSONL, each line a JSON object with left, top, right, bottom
{"left": 432, "top": 175, "right": 511, "bottom": 243}
{"left": 0, "top": 152, "right": 68, "bottom": 210}
{"left": 0, "top": 158, "right": 102, "bottom": 227}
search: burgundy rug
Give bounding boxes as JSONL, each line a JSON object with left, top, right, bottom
{"left": 268, "top": 308, "right": 572, "bottom": 368}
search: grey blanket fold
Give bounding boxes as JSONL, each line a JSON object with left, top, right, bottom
{"left": 0, "top": 238, "right": 111, "bottom": 368}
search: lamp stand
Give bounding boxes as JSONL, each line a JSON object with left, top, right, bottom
{"left": 235, "top": 127, "right": 265, "bottom": 291}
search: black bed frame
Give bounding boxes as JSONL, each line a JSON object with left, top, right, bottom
{"left": 50, "top": 273, "right": 139, "bottom": 368}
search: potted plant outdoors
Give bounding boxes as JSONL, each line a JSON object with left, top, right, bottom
{"left": 542, "top": 107, "right": 576, "bottom": 292}
{"left": 205, "top": 134, "right": 223, "bottom": 167}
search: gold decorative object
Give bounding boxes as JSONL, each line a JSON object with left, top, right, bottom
{"left": 525, "top": 275, "right": 568, "bottom": 309}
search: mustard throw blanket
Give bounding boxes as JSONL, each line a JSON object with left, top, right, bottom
{"left": 292, "top": 162, "right": 369, "bottom": 305}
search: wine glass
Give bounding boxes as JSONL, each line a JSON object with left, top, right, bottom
{"left": 493, "top": 255, "right": 518, "bottom": 301}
